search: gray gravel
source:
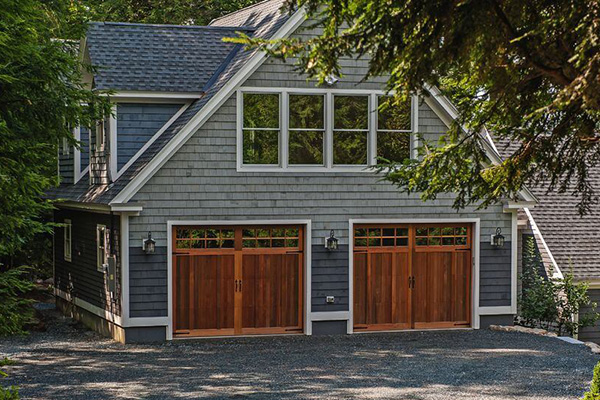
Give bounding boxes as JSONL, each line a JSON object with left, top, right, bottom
{"left": 1, "top": 309, "right": 598, "bottom": 400}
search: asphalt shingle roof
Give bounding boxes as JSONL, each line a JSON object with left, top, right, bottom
{"left": 87, "top": 22, "right": 252, "bottom": 92}
{"left": 495, "top": 138, "right": 600, "bottom": 280}
{"left": 47, "top": 0, "right": 291, "bottom": 204}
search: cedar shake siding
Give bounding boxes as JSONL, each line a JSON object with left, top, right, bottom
{"left": 54, "top": 209, "right": 122, "bottom": 316}
{"left": 126, "top": 17, "right": 514, "bottom": 318}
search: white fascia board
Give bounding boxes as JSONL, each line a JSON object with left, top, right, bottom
{"left": 423, "top": 84, "right": 538, "bottom": 204}
{"left": 524, "top": 207, "right": 563, "bottom": 279}
{"left": 109, "top": 7, "right": 308, "bottom": 205}
{"left": 110, "top": 203, "right": 144, "bottom": 213}
{"left": 106, "top": 91, "right": 203, "bottom": 101}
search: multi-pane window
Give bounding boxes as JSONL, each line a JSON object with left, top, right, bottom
{"left": 289, "top": 94, "right": 325, "bottom": 165}
{"left": 333, "top": 95, "right": 369, "bottom": 165}
{"left": 64, "top": 219, "right": 72, "bottom": 262}
{"left": 96, "top": 224, "right": 108, "bottom": 272}
{"left": 242, "top": 93, "right": 280, "bottom": 165}
{"left": 238, "top": 90, "right": 413, "bottom": 169}
{"left": 377, "top": 96, "right": 412, "bottom": 162}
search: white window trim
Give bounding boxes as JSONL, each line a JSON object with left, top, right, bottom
{"left": 236, "top": 87, "right": 418, "bottom": 173}
{"left": 60, "top": 137, "right": 70, "bottom": 156}
{"left": 96, "top": 224, "right": 108, "bottom": 273}
{"left": 64, "top": 219, "right": 72, "bottom": 262}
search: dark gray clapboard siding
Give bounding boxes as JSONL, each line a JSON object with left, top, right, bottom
{"left": 116, "top": 103, "right": 181, "bottom": 171}
{"left": 480, "top": 242, "right": 512, "bottom": 307}
{"left": 579, "top": 289, "right": 600, "bottom": 343}
{"left": 129, "top": 246, "right": 168, "bottom": 318}
{"left": 54, "top": 209, "right": 121, "bottom": 316}
{"left": 312, "top": 245, "right": 349, "bottom": 312}
{"left": 80, "top": 126, "right": 89, "bottom": 173}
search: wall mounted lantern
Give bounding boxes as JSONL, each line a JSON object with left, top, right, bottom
{"left": 324, "top": 74, "right": 339, "bottom": 86}
{"left": 491, "top": 227, "right": 505, "bottom": 247}
{"left": 142, "top": 231, "right": 156, "bottom": 254}
{"left": 324, "top": 230, "right": 339, "bottom": 250}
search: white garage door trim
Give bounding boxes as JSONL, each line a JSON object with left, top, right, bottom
{"left": 166, "top": 219, "right": 312, "bottom": 340}
{"left": 348, "top": 218, "right": 482, "bottom": 333}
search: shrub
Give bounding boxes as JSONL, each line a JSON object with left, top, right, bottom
{"left": 0, "top": 266, "right": 34, "bottom": 337}
{"left": 584, "top": 361, "right": 600, "bottom": 400}
{"left": 518, "top": 235, "right": 599, "bottom": 336}
{"left": 0, "top": 358, "right": 19, "bottom": 400}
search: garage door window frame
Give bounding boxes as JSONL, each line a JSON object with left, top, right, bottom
{"left": 166, "top": 219, "right": 312, "bottom": 340}
{"left": 348, "top": 218, "right": 482, "bottom": 333}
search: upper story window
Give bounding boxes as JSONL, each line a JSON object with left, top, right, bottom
{"left": 237, "top": 89, "right": 415, "bottom": 171}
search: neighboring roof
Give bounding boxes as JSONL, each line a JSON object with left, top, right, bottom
{"left": 495, "top": 138, "right": 600, "bottom": 281}
{"left": 47, "top": 0, "right": 292, "bottom": 204}
{"left": 87, "top": 22, "right": 252, "bottom": 92}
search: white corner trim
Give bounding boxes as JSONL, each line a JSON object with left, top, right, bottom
{"left": 55, "top": 288, "right": 123, "bottom": 326}
{"left": 114, "top": 102, "right": 191, "bottom": 181}
{"left": 109, "top": 104, "right": 118, "bottom": 181}
{"left": 510, "top": 209, "right": 518, "bottom": 313}
{"left": 347, "top": 217, "right": 482, "bottom": 332}
{"left": 120, "top": 213, "right": 130, "bottom": 322}
{"left": 524, "top": 207, "right": 563, "bottom": 279}
{"left": 166, "top": 218, "right": 312, "bottom": 340}
{"left": 109, "top": 7, "right": 308, "bottom": 205}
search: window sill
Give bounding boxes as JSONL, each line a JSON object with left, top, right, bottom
{"left": 237, "top": 165, "right": 375, "bottom": 173}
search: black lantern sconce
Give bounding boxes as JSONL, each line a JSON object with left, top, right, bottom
{"left": 324, "top": 230, "right": 339, "bottom": 250}
{"left": 142, "top": 231, "right": 156, "bottom": 254}
{"left": 491, "top": 227, "right": 505, "bottom": 247}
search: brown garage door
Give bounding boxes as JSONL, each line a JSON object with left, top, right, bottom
{"left": 353, "top": 224, "right": 471, "bottom": 331}
{"left": 173, "top": 225, "right": 304, "bottom": 337}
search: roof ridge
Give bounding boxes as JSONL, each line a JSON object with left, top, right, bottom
{"left": 209, "top": 0, "right": 276, "bottom": 25}
{"left": 89, "top": 21, "right": 255, "bottom": 31}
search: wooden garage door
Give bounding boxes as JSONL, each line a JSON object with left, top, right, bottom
{"left": 173, "top": 226, "right": 304, "bottom": 337}
{"left": 353, "top": 224, "right": 471, "bottom": 331}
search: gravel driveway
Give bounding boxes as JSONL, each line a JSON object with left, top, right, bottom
{"left": 1, "top": 308, "right": 598, "bottom": 400}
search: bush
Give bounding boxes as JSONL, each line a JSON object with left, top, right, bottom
{"left": 0, "top": 358, "right": 19, "bottom": 400}
{"left": 0, "top": 266, "right": 34, "bottom": 337}
{"left": 518, "top": 235, "right": 599, "bottom": 336}
{"left": 584, "top": 361, "right": 600, "bottom": 400}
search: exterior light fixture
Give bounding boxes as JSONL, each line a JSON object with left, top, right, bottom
{"left": 491, "top": 227, "right": 505, "bottom": 247}
{"left": 324, "top": 230, "right": 339, "bottom": 250}
{"left": 324, "top": 74, "right": 339, "bottom": 86}
{"left": 143, "top": 231, "right": 156, "bottom": 254}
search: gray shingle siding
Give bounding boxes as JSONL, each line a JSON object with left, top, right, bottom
{"left": 54, "top": 209, "right": 122, "bottom": 316}
{"left": 127, "top": 30, "right": 514, "bottom": 318}
{"left": 312, "top": 245, "right": 349, "bottom": 312}
{"left": 129, "top": 246, "right": 168, "bottom": 318}
{"left": 116, "top": 103, "right": 181, "bottom": 171}
{"left": 579, "top": 289, "right": 600, "bottom": 343}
